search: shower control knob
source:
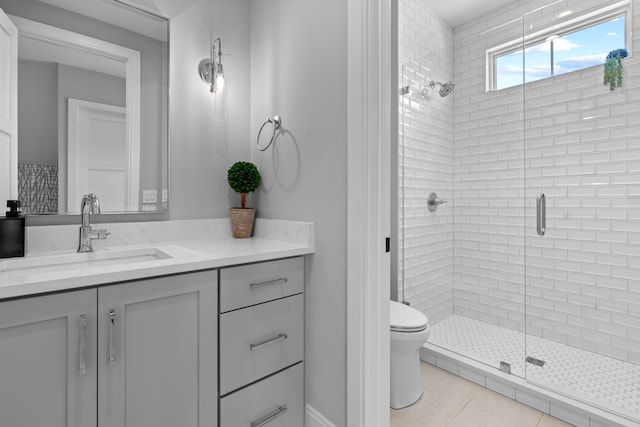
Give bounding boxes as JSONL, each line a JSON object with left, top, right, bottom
{"left": 427, "top": 192, "right": 447, "bottom": 212}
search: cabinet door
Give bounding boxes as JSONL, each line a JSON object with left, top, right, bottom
{"left": 0, "top": 290, "right": 97, "bottom": 427}
{"left": 98, "top": 271, "right": 217, "bottom": 427}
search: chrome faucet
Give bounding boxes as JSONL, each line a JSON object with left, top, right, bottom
{"left": 78, "top": 193, "right": 109, "bottom": 252}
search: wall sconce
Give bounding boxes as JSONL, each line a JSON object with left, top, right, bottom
{"left": 198, "top": 38, "right": 225, "bottom": 93}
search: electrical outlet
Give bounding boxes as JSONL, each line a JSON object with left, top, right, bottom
{"left": 142, "top": 190, "right": 157, "bottom": 203}
{"left": 162, "top": 189, "right": 168, "bottom": 202}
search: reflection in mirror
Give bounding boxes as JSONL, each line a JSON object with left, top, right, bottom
{"left": 0, "top": 0, "right": 168, "bottom": 215}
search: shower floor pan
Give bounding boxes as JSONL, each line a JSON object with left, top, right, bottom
{"left": 422, "top": 314, "right": 640, "bottom": 427}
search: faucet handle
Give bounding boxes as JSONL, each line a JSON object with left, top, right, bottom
{"left": 97, "top": 229, "right": 110, "bottom": 239}
{"left": 427, "top": 192, "right": 447, "bottom": 212}
{"left": 88, "top": 228, "right": 110, "bottom": 240}
{"left": 94, "top": 229, "right": 110, "bottom": 240}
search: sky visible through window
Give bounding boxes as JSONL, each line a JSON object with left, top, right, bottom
{"left": 496, "top": 17, "right": 625, "bottom": 90}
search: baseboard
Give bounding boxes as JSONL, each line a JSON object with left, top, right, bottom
{"left": 306, "top": 404, "right": 337, "bottom": 427}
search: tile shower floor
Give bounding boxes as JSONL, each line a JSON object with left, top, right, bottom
{"left": 429, "top": 315, "right": 640, "bottom": 421}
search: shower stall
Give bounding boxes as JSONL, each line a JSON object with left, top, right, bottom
{"left": 397, "top": 0, "right": 640, "bottom": 424}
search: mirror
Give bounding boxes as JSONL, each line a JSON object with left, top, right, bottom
{"left": 0, "top": 0, "right": 168, "bottom": 215}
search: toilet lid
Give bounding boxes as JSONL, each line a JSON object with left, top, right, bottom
{"left": 390, "top": 300, "right": 429, "bottom": 332}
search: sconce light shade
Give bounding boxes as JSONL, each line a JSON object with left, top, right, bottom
{"left": 199, "top": 38, "right": 225, "bottom": 93}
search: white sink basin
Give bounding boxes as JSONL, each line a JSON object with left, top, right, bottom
{"left": 0, "top": 247, "right": 173, "bottom": 277}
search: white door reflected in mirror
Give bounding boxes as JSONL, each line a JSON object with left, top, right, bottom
{"left": 67, "top": 99, "right": 139, "bottom": 213}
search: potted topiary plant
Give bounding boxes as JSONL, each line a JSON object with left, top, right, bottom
{"left": 227, "top": 161, "right": 261, "bottom": 238}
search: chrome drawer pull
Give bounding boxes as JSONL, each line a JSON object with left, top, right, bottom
{"left": 250, "top": 405, "right": 288, "bottom": 427}
{"left": 250, "top": 278, "right": 288, "bottom": 289}
{"left": 108, "top": 309, "right": 116, "bottom": 367}
{"left": 249, "top": 333, "right": 288, "bottom": 351}
{"left": 79, "top": 314, "right": 87, "bottom": 375}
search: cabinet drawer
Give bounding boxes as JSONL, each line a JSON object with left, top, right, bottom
{"left": 219, "top": 294, "right": 303, "bottom": 395}
{"left": 219, "top": 257, "right": 303, "bottom": 313}
{"left": 220, "top": 363, "right": 303, "bottom": 427}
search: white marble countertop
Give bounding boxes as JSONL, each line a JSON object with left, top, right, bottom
{"left": 0, "top": 219, "right": 314, "bottom": 300}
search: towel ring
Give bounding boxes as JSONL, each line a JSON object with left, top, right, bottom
{"left": 256, "top": 115, "right": 282, "bottom": 151}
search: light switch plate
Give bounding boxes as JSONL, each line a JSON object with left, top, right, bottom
{"left": 143, "top": 190, "right": 157, "bottom": 203}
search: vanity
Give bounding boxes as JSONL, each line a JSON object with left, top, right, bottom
{"left": 0, "top": 1, "right": 312, "bottom": 424}
{"left": 0, "top": 218, "right": 314, "bottom": 427}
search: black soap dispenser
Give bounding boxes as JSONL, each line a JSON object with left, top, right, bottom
{"left": 0, "top": 200, "right": 25, "bottom": 258}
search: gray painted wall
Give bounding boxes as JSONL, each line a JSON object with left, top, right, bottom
{"left": 18, "top": 60, "right": 57, "bottom": 165}
{"left": 249, "top": 0, "right": 348, "bottom": 424}
{"left": 169, "top": 0, "right": 251, "bottom": 219}
{"left": 171, "top": 0, "right": 348, "bottom": 424}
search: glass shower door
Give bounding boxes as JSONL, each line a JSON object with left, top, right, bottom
{"left": 523, "top": 0, "right": 640, "bottom": 422}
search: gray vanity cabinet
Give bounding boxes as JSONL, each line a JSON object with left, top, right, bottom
{"left": 97, "top": 270, "right": 217, "bottom": 427}
{"left": 0, "top": 269, "right": 218, "bottom": 427}
{"left": 0, "top": 290, "right": 97, "bottom": 427}
{"left": 218, "top": 257, "right": 305, "bottom": 427}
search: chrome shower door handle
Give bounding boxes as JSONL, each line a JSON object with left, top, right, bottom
{"left": 536, "top": 193, "right": 546, "bottom": 236}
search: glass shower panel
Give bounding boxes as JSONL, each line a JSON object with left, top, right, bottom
{"left": 523, "top": 0, "right": 640, "bottom": 422}
{"left": 398, "top": 57, "right": 455, "bottom": 316}
{"left": 398, "top": 46, "right": 530, "bottom": 375}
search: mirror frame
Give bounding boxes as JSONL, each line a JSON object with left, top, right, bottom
{"left": 12, "top": 15, "right": 142, "bottom": 216}
{"left": 9, "top": 12, "right": 170, "bottom": 225}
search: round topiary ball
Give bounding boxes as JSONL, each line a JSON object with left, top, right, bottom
{"left": 227, "top": 161, "right": 261, "bottom": 199}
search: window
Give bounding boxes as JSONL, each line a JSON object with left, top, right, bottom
{"left": 487, "top": 1, "right": 631, "bottom": 91}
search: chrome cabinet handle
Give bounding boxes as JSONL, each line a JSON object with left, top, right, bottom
{"left": 108, "top": 309, "right": 116, "bottom": 367}
{"left": 251, "top": 405, "right": 288, "bottom": 427}
{"left": 250, "top": 278, "right": 288, "bottom": 289}
{"left": 427, "top": 192, "right": 447, "bottom": 212}
{"left": 249, "top": 333, "right": 288, "bottom": 351}
{"left": 537, "top": 193, "right": 546, "bottom": 236}
{"left": 79, "top": 314, "right": 87, "bottom": 375}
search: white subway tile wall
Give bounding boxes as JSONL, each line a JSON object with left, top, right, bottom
{"left": 454, "top": 0, "right": 640, "bottom": 366}
{"left": 399, "top": 0, "right": 640, "bottom": 369}
{"left": 398, "top": 0, "right": 454, "bottom": 324}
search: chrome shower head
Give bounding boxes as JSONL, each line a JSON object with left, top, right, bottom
{"left": 429, "top": 80, "right": 455, "bottom": 97}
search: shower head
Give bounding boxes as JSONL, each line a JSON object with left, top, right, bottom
{"left": 429, "top": 80, "right": 455, "bottom": 97}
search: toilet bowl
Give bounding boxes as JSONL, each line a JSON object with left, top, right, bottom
{"left": 390, "top": 300, "right": 430, "bottom": 409}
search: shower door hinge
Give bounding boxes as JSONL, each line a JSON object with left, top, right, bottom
{"left": 385, "top": 237, "right": 390, "bottom": 253}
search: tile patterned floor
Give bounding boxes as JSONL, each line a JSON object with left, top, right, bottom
{"left": 428, "top": 315, "right": 640, "bottom": 420}
{"left": 391, "top": 362, "right": 572, "bottom": 427}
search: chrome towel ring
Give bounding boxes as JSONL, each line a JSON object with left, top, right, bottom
{"left": 256, "top": 115, "right": 281, "bottom": 151}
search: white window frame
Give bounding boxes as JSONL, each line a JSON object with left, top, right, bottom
{"left": 486, "top": 0, "right": 632, "bottom": 92}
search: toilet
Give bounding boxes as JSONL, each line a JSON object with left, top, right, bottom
{"left": 390, "top": 300, "right": 430, "bottom": 409}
